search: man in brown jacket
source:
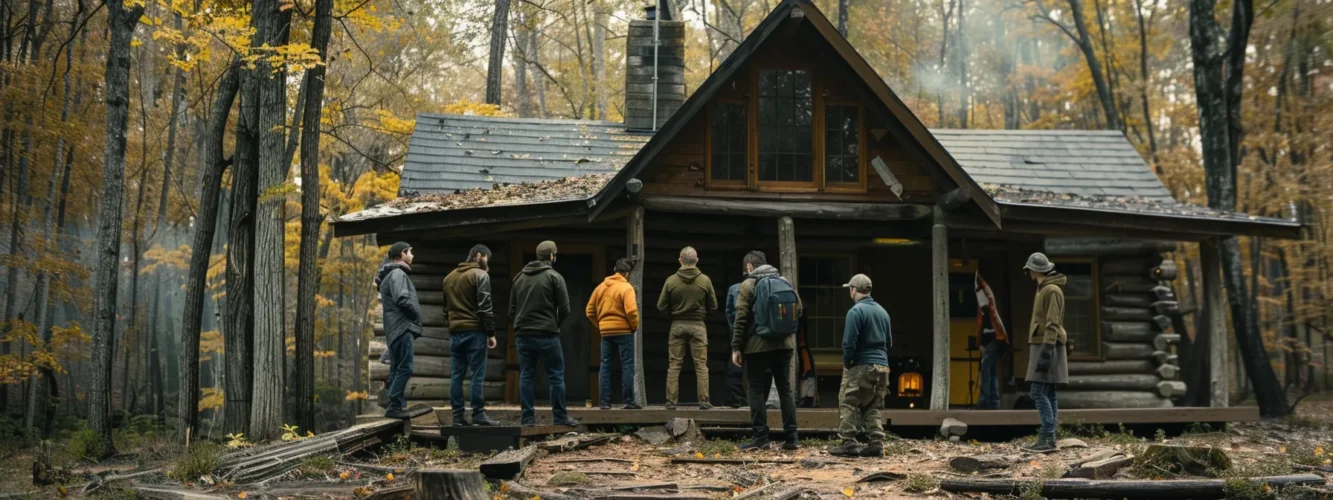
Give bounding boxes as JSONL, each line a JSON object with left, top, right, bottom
{"left": 1022, "top": 252, "right": 1069, "bottom": 452}
{"left": 658, "top": 246, "right": 718, "bottom": 410}
{"left": 442, "top": 244, "right": 499, "bottom": 427}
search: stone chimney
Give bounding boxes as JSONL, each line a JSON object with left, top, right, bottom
{"left": 624, "top": 5, "right": 686, "bottom": 131}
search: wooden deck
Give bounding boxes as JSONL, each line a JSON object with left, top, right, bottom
{"left": 421, "top": 405, "right": 1259, "bottom": 428}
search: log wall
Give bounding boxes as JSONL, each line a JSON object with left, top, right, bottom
{"left": 1045, "top": 238, "right": 1183, "bottom": 409}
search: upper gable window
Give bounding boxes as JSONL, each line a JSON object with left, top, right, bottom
{"left": 710, "top": 101, "right": 747, "bottom": 183}
{"left": 824, "top": 104, "right": 860, "bottom": 185}
{"left": 757, "top": 69, "right": 813, "bottom": 183}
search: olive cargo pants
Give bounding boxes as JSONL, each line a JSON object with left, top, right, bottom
{"left": 838, "top": 364, "right": 890, "bottom": 443}
{"left": 666, "top": 321, "right": 709, "bottom": 405}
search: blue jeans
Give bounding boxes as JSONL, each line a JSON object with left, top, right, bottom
{"left": 599, "top": 335, "right": 636, "bottom": 407}
{"left": 1030, "top": 381, "right": 1058, "bottom": 442}
{"left": 978, "top": 341, "right": 1004, "bottom": 409}
{"left": 385, "top": 334, "right": 414, "bottom": 413}
{"left": 450, "top": 331, "right": 489, "bottom": 420}
{"left": 517, "top": 335, "right": 569, "bottom": 424}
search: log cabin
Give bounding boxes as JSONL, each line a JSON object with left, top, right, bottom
{"left": 335, "top": 0, "right": 1301, "bottom": 426}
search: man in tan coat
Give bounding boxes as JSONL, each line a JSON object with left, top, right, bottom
{"left": 1022, "top": 252, "right": 1069, "bottom": 452}
{"left": 658, "top": 247, "right": 719, "bottom": 410}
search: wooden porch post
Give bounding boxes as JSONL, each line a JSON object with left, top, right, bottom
{"left": 1200, "top": 238, "right": 1229, "bottom": 408}
{"left": 930, "top": 207, "right": 950, "bottom": 411}
{"left": 628, "top": 206, "right": 648, "bottom": 407}
{"left": 778, "top": 216, "right": 799, "bottom": 402}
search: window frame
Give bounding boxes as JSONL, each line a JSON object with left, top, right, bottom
{"left": 820, "top": 98, "right": 868, "bottom": 192}
{"left": 752, "top": 65, "right": 819, "bottom": 190}
{"left": 705, "top": 99, "right": 750, "bottom": 189}
{"left": 1058, "top": 257, "right": 1102, "bottom": 361}
{"left": 796, "top": 253, "right": 857, "bottom": 353}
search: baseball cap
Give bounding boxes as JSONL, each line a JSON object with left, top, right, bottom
{"left": 842, "top": 274, "right": 872, "bottom": 292}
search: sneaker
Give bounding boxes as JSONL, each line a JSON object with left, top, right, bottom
{"left": 599, "top": 403, "right": 612, "bottom": 410}
{"left": 859, "top": 442, "right": 884, "bottom": 457}
{"left": 384, "top": 409, "right": 410, "bottom": 419}
{"left": 622, "top": 403, "right": 642, "bottom": 410}
{"left": 782, "top": 440, "right": 800, "bottom": 451}
{"left": 699, "top": 403, "right": 713, "bottom": 410}
{"left": 738, "top": 440, "right": 771, "bottom": 451}
{"left": 666, "top": 403, "right": 677, "bottom": 411}
{"left": 554, "top": 417, "right": 582, "bottom": 427}
{"left": 472, "top": 413, "right": 500, "bottom": 426}
{"left": 1023, "top": 440, "right": 1057, "bottom": 453}
{"left": 829, "top": 441, "right": 864, "bottom": 457}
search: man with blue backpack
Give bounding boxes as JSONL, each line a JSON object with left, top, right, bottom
{"left": 730, "top": 250, "right": 803, "bottom": 451}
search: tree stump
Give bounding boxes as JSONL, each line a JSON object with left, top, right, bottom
{"left": 417, "top": 469, "right": 486, "bottom": 500}
{"left": 1139, "top": 444, "right": 1230, "bottom": 476}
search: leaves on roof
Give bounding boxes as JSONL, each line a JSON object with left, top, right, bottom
{"left": 986, "top": 184, "right": 1278, "bottom": 221}
{"left": 336, "top": 173, "right": 614, "bottom": 222}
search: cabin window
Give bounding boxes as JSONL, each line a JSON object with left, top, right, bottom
{"left": 1060, "top": 261, "right": 1101, "bottom": 358}
{"left": 824, "top": 105, "right": 860, "bottom": 185}
{"left": 757, "top": 69, "right": 814, "bottom": 183}
{"left": 709, "top": 101, "right": 748, "bottom": 183}
{"left": 798, "top": 255, "right": 854, "bottom": 351}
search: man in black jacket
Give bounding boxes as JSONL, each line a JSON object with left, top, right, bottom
{"left": 376, "top": 242, "right": 421, "bottom": 419}
{"left": 510, "top": 241, "right": 580, "bottom": 426}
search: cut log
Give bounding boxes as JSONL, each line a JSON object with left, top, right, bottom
{"left": 535, "top": 434, "right": 616, "bottom": 453}
{"left": 1066, "top": 374, "right": 1162, "bottom": 391}
{"left": 1068, "top": 360, "right": 1154, "bottom": 375}
{"left": 939, "top": 474, "right": 1321, "bottom": 499}
{"left": 949, "top": 455, "right": 1014, "bottom": 473}
{"left": 1140, "top": 444, "right": 1230, "bottom": 475}
{"left": 1151, "top": 285, "right": 1176, "bottom": 301}
{"left": 1156, "top": 380, "right": 1188, "bottom": 398}
{"left": 1101, "top": 257, "right": 1155, "bottom": 276}
{"left": 417, "top": 469, "right": 487, "bottom": 500}
{"left": 370, "top": 355, "right": 506, "bottom": 380}
{"left": 1055, "top": 390, "right": 1171, "bottom": 409}
{"left": 1153, "top": 333, "right": 1181, "bottom": 352}
{"left": 1103, "top": 342, "right": 1156, "bottom": 360}
{"left": 1064, "top": 455, "right": 1131, "bottom": 479}
{"left": 1101, "top": 307, "right": 1153, "bottom": 322}
{"left": 1151, "top": 260, "right": 1178, "bottom": 281}
{"left": 939, "top": 417, "right": 967, "bottom": 438}
{"left": 480, "top": 445, "right": 539, "bottom": 480}
{"left": 1152, "top": 300, "right": 1180, "bottom": 316}
{"left": 1152, "top": 351, "right": 1179, "bottom": 366}
{"left": 1102, "top": 322, "right": 1156, "bottom": 343}
{"left": 383, "top": 377, "right": 506, "bottom": 401}
{"left": 1044, "top": 239, "right": 1174, "bottom": 257}
{"left": 369, "top": 336, "right": 452, "bottom": 357}
{"left": 1103, "top": 294, "right": 1153, "bottom": 308}
{"left": 1156, "top": 364, "right": 1179, "bottom": 380}
{"left": 1101, "top": 277, "right": 1160, "bottom": 294}
{"left": 1153, "top": 315, "right": 1172, "bottom": 332}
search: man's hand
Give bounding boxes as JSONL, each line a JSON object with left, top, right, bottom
{"left": 1035, "top": 344, "right": 1055, "bottom": 374}
{"left": 488, "top": 336, "right": 498, "bottom": 349}
{"left": 732, "top": 351, "right": 744, "bottom": 367}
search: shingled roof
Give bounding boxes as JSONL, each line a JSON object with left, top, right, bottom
{"left": 399, "top": 113, "right": 649, "bottom": 195}
{"left": 932, "top": 129, "right": 1173, "bottom": 201}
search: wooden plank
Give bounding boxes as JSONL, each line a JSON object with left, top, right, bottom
{"left": 778, "top": 216, "right": 799, "bottom": 402}
{"left": 643, "top": 196, "right": 932, "bottom": 221}
{"left": 1200, "top": 238, "right": 1229, "bottom": 408}
{"left": 931, "top": 208, "right": 949, "bottom": 411}
{"left": 629, "top": 206, "right": 647, "bottom": 407}
{"left": 479, "top": 446, "right": 538, "bottom": 480}
{"left": 370, "top": 355, "right": 505, "bottom": 380}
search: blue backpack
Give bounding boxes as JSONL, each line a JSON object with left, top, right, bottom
{"left": 752, "top": 276, "right": 799, "bottom": 339}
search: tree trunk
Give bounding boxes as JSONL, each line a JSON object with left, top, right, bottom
{"left": 89, "top": 0, "right": 145, "bottom": 458}
{"left": 529, "top": 22, "right": 546, "bottom": 117}
{"left": 1061, "top": 0, "right": 1122, "bottom": 130}
{"left": 1188, "top": 0, "right": 1286, "bottom": 418}
{"left": 512, "top": 9, "right": 531, "bottom": 117}
{"left": 837, "top": 0, "right": 849, "bottom": 37}
{"left": 1131, "top": 0, "right": 1158, "bottom": 160}
{"left": 294, "top": 0, "right": 333, "bottom": 435}
{"left": 485, "top": 0, "right": 511, "bottom": 105}
{"left": 953, "top": 0, "right": 967, "bottom": 128}
{"left": 250, "top": 0, "right": 292, "bottom": 442}
{"left": 225, "top": 59, "right": 261, "bottom": 438}
{"left": 593, "top": 0, "right": 607, "bottom": 121}
{"left": 178, "top": 63, "right": 239, "bottom": 440}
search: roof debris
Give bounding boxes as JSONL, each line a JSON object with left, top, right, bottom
{"left": 987, "top": 184, "right": 1287, "bottom": 223}
{"left": 336, "top": 173, "right": 614, "bottom": 223}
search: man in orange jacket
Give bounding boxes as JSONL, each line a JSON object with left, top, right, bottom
{"left": 587, "top": 258, "right": 642, "bottom": 409}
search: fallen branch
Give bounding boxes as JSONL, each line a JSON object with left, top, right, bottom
{"left": 335, "top": 461, "right": 417, "bottom": 475}
{"left": 671, "top": 458, "right": 796, "bottom": 465}
{"left": 939, "top": 474, "right": 1324, "bottom": 499}
{"left": 499, "top": 481, "right": 579, "bottom": 500}
{"left": 733, "top": 482, "right": 803, "bottom": 500}
{"left": 1293, "top": 464, "right": 1333, "bottom": 473}
{"left": 82, "top": 468, "right": 167, "bottom": 494}
{"left": 554, "top": 457, "right": 634, "bottom": 464}
{"left": 536, "top": 434, "right": 617, "bottom": 453}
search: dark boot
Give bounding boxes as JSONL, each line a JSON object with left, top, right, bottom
{"left": 554, "top": 417, "right": 581, "bottom": 427}
{"left": 385, "top": 409, "right": 410, "bottom": 419}
{"left": 858, "top": 442, "right": 884, "bottom": 457}
{"left": 472, "top": 413, "right": 500, "bottom": 426}
{"left": 781, "top": 439, "right": 800, "bottom": 451}
{"left": 738, "top": 440, "right": 771, "bottom": 451}
{"left": 829, "top": 441, "right": 864, "bottom": 457}
{"left": 699, "top": 403, "right": 713, "bottom": 410}
{"left": 622, "top": 403, "right": 642, "bottom": 410}
{"left": 1023, "top": 438, "right": 1056, "bottom": 453}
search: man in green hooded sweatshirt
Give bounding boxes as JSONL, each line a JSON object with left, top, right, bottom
{"left": 658, "top": 246, "right": 718, "bottom": 410}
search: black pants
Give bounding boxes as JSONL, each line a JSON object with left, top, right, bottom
{"left": 726, "top": 360, "right": 746, "bottom": 406}
{"left": 745, "top": 349, "right": 798, "bottom": 442}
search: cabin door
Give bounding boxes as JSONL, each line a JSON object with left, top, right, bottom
{"left": 505, "top": 243, "right": 606, "bottom": 406}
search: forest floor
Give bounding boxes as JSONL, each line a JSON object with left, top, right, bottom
{"left": 4, "top": 400, "right": 1333, "bottom": 499}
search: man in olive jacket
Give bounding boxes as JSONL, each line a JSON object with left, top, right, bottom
{"left": 377, "top": 242, "right": 421, "bottom": 419}
{"left": 658, "top": 246, "right": 718, "bottom": 410}
{"left": 443, "top": 244, "right": 499, "bottom": 427}
{"left": 509, "top": 240, "right": 580, "bottom": 427}
{"left": 1022, "top": 252, "right": 1069, "bottom": 452}
{"left": 730, "top": 251, "right": 802, "bottom": 451}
